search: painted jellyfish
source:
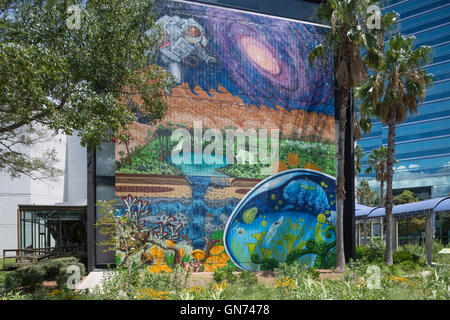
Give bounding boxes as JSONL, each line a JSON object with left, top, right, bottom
{"left": 283, "top": 179, "right": 330, "bottom": 212}
{"left": 223, "top": 169, "right": 336, "bottom": 271}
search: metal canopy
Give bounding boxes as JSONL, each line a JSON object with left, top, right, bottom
{"left": 357, "top": 196, "right": 450, "bottom": 220}
{"left": 434, "top": 197, "right": 450, "bottom": 214}
{"left": 392, "top": 197, "right": 450, "bottom": 218}
{"left": 366, "top": 206, "right": 385, "bottom": 218}
{"left": 355, "top": 204, "right": 375, "bottom": 217}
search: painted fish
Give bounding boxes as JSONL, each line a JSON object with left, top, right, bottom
{"left": 242, "top": 207, "right": 258, "bottom": 224}
{"left": 280, "top": 204, "right": 295, "bottom": 211}
{"left": 265, "top": 216, "right": 283, "bottom": 243}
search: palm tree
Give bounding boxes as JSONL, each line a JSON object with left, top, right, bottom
{"left": 357, "top": 35, "right": 432, "bottom": 265}
{"left": 365, "top": 145, "right": 388, "bottom": 205}
{"left": 308, "top": 0, "right": 397, "bottom": 271}
{"left": 354, "top": 144, "right": 365, "bottom": 177}
{"left": 354, "top": 144, "right": 365, "bottom": 200}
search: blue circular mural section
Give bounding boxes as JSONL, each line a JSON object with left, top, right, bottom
{"left": 223, "top": 169, "right": 336, "bottom": 271}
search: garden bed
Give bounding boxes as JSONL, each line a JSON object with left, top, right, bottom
{"left": 188, "top": 269, "right": 343, "bottom": 288}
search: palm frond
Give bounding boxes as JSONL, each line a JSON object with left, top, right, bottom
{"left": 308, "top": 45, "right": 326, "bottom": 68}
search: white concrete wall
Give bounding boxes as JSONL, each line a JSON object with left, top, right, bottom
{"left": 0, "top": 134, "right": 66, "bottom": 256}
{"left": 0, "top": 171, "right": 31, "bottom": 256}
{"left": 61, "top": 135, "right": 87, "bottom": 205}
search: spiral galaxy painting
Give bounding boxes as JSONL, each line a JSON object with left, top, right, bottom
{"left": 157, "top": 0, "right": 334, "bottom": 115}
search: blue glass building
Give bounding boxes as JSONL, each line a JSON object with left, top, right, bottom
{"left": 358, "top": 0, "right": 450, "bottom": 200}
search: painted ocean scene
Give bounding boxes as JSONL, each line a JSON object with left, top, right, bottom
{"left": 224, "top": 169, "right": 336, "bottom": 271}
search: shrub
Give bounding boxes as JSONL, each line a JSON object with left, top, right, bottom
{"left": 388, "top": 264, "right": 405, "bottom": 276}
{"left": 355, "top": 246, "right": 367, "bottom": 260}
{"left": 55, "top": 263, "right": 86, "bottom": 289}
{"left": 4, "top": 265, "right": 46, "bottom": 292}
{"left": 96, "top": 265, "right": 191, "bottom": 299}
{"left": 3, "top": 257, "right": 85, "bottom": 292}
{"left": 213, "top": 265, "right": 237, "bottom": 284}
{"left": 401, "top": 240, "right": 446, "bottom": 264}
{"left": 238, "top": 270, "right": 258, "bottom": 286}
{"left": 421, "top": 264, "right": 450, "bottom": 300}
{"left": 276, "top": 262, "right": 320, "bottom": 281}
{"left": 42, "top": 257, "right": 79, "bottom": 280}
{"left": 365, "top": 241, "right": 385, "bottom": 263}
{"left": 393, "top": 250, "right": 420, "bottom": 264}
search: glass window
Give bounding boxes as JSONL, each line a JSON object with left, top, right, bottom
{"left": 19, "top": 208, "right": 87, "bottom": 251}
{"left": 96, "top": 142, "right": 116, "bottom": 177}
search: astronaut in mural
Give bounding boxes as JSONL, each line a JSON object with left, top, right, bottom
{"left": 156, "top": 15, "right": 218, "bottom": 84}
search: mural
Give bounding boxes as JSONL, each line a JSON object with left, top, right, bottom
{"left": 114, "top": 0, "right": 335, "bottom": 272}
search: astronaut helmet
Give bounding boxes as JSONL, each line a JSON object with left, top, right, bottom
{"left": 184, "top": 20, "right": 204, "bottom": 44}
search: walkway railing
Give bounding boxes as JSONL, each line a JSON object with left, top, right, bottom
{"left": 2, "top": 245, "right": 80, "bottom": 270}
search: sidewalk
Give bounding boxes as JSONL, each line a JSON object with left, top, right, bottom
{"left": 75, "top": 270, "right": 114, "bottom": 293}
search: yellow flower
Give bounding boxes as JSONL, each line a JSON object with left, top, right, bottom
{"left": 191, "top": 249, "right": 206, "bottom": 261}
{"left": 221, "top": 253, "right": 230, "bottom": 261}
{"left": 148, "top": 259, "right": 172, "bottom": 274}
{"left": 150, "top": 245, "right": 158, "bottom": 257}
{"left": 48, "top": 289, "right": 62, "bottom": 297}
{"left": 356, "top": 276, "right": 366, "bottom": 288}
{"left": 166, "top": 240, "right": 175, "bottom": 247}
{"left": 157, "top": 248, "right": 165, "bottom": 260}
{"left": 213, "top": 282, "right": 227, "bottom": 291}
{"left": 390, "top": 276, "right": 414, "bottom": 287}
{"left": 276, "top": 277, "right": 296, "bottom": 292}
{"left": 210, "top": 245, "right": 225, "bottom": 256}
{"left": 189, "top": 286, "right": 204, "bottom": 294}
{"left": 179, "top": 249, "right": 185, "bottom": 258}
{"left": 137, "top": 288, "right": 169, "bottom": 300}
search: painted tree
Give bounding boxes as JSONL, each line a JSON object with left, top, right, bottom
{"left": 357, "top": 35, "right": 432, "bottom": 265}
{"left": 308, "top": 0, "right": 397, "bottom": 271}
{"left": 0, "top": 0, "right": 173, "bottom": 179}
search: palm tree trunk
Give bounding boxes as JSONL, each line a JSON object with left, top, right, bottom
{"left": 380, "top": 181, "right": 384, "bottom": 206}
{"left": 335, "top": 85, "right": 349, "bottom": 272}
{"left": 385, "top": 121, "right": 396, "bottom": 265}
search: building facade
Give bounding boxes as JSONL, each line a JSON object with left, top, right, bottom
{"left": 0, "top": 135, "right": 67, "bottom": 256}
{"left": 358, "top": 0, "right": 450, "bottom": 200}
{"left": 0, "top": 133, "right": 89, "bottom": 256}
